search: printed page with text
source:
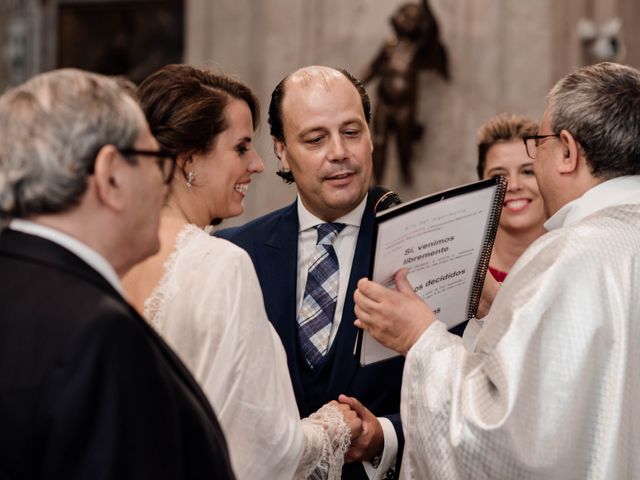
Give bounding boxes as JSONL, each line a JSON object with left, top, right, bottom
{"left": 356, "top": 177, "right": 506, "bottom": 366}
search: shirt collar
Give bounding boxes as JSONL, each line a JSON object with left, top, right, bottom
{"left": 9, "top": 218, "right": 125, "bottom": 296}
{"left": 297, "top": 194, "right": 368, "bottom": 232}
{"left": 545, "top": 175, "right": 640, "bottom": 231}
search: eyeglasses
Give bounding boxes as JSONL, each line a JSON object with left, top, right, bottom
{"left": 523, "top": 134, "right": 560, "bottom": 160}
{"left": 87, "top": 146, "right": 177, "bottom": 184}
{"left": 118, "top": 148, "right": 177, "bottom": 184}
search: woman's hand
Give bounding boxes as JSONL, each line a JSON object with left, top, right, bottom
{"left": 326, "top": 400, "right": 363, "bottom": 440}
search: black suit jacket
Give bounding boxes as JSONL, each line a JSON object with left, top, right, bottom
{"left": 0, "top": 229, "right": 235, "bottom": 480}
{"left": 217, "top": 194, "right": 405, "bottom": 479}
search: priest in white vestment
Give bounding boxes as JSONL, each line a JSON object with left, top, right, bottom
{"left": 350, "top": 61, "right": 640, "bottom": 479}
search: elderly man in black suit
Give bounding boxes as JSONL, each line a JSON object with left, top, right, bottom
{"left": 0, "top": 69, "right": 235, "bottom": 479}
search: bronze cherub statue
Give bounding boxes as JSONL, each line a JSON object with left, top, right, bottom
{"left": 361, "top": 0, "right": 449, "bottom": 184}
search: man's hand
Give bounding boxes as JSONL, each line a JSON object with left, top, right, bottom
{"left": 477, "top": 270, "right": 500, "bottom": 319}
{"left": 338, "top": 395, "right": 383, "bottom": 463}
{"left": 354, "top": 269, "right": 435, "bottom": 355}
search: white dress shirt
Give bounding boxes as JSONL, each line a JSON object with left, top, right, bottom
{"left": 296, "top": 195, "right": 366, "bottom": 346}
{"left": 8, "top": 218, "right": 124, "bottom": 296}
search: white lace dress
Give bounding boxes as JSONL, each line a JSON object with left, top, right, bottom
{"left": 145, "top": 225, "right": 350, "bottom": 480}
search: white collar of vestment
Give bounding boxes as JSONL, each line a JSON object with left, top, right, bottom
{"left": 8, "top": 218, "right": 125, "bottom": 297}
{"left": 297, "top": 193, "right": 368, "bottom": 233}
{"left": 544, "top": 175, "right": 640, "bottom": 231}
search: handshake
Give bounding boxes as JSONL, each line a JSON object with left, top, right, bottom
{"left": 322, "top": 394, "right": 385, "bottom": 464}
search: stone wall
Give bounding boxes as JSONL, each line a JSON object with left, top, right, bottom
{"left": 0, "top": 0, "right": 41, "bottom": 91}
{"left": 1, "top": 0, "right": 637, "bottom": 225}
{"left": 186, "top": 0, "right": 570, "bottom": 226}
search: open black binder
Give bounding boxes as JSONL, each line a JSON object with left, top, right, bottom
{"left": 355, "top": 177, "right": 507, "bottom": 366}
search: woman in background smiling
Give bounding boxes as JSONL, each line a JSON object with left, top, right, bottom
{"left": 477, "top": 113, "right": 547, "bottom": 282}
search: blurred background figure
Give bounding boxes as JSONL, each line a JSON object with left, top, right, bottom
{"left": 361, "top": 0, "right": 449, "bottom": 185}
{"left": 476, "top": 113, "right": 546, "bottom": 282}
{"left": 123, "top": 64, "right": 359, "bottom": 480}
{"left": 578, "top": 17, "right": 625, "bottom": 65}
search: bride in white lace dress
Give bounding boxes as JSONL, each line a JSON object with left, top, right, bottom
{"left": 123, "top": 65, "right": 359, "bottom": 480}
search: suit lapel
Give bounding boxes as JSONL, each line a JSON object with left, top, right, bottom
{"left": 250, "top": 195, "right": 375, "bottom": 402}
{"left": 253, "top": 202, "right": 307, "bottom": 400}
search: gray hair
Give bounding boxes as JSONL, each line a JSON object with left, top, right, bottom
{"left": 0, "top": 68, "right": 146, "bottom": 221}
{"left": 547, "top": 61, "right": 640, "bottom": 179}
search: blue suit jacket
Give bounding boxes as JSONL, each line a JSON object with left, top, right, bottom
{"left": 217, "top": 194, "right": 404, "bottom": 479}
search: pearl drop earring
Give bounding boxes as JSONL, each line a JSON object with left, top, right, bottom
{"left": 186, "top": 171, "right": 196, "bottom": 188}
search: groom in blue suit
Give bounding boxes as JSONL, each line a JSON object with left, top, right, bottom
{"left": 217, "top": 66, "right": 403, "bottom": 479}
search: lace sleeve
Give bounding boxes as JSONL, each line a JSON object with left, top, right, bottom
{"left": 295, "top": 403, "right": 351, "bottom": 480}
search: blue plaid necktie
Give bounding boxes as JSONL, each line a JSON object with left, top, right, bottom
{"left": 298, "top": 222, "right": 345, "bottom": 369}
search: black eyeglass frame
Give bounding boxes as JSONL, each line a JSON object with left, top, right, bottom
{"left": 87, "top": 146, "right": 177, "bottom": 184}
{"left": 523, "top": 134, "right": 560, "bottom": 160}
{"left": 118, "top": 148, "right": 177, "bottom": 184}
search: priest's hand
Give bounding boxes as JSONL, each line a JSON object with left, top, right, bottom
{"left": 338, "top": 395, "right": 383, "bottom": 463}
{"left": 354, "top": 268, "right": 435, "bottom": 355}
